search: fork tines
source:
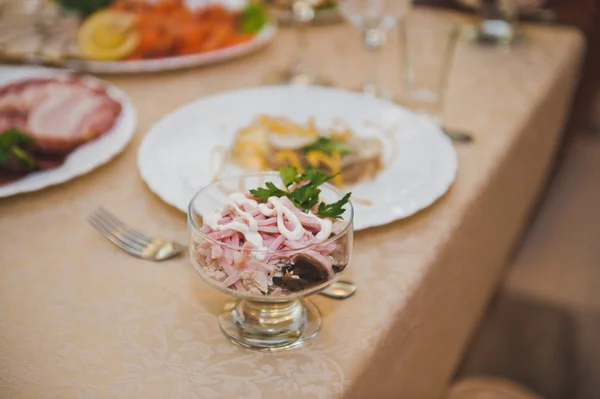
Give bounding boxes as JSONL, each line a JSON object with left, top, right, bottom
{"left": 87, "top": 207, "right": 152, "bottom": 257}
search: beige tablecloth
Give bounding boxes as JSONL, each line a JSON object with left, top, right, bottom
{"left": 0, "top": 11, "right": 583, "bottom": 399}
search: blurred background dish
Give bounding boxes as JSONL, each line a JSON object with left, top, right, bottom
{"left": 0, "top": 0, "right": 276, "bottom": 73}
{"left": 137, "top": 86, "right": 457, "bottom": 230}
{"left": 229, "top": 114, "right": 383, "bottom": 188}
{"left": 0, "top": 66, "right": 136, "bottom": 197}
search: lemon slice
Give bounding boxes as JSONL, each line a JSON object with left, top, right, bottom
{"left": 77, "top": 10, "right": 139, "bottom": 61}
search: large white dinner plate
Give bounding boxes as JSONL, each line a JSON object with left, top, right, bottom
{"left": 0, "top": 66, "right": 136, "bottom": 197}
{"left": 66, "top": 25, "right": 276, "bottom": 74}
{"left": 137, "top": 86, "right": 457, "bottom": 230}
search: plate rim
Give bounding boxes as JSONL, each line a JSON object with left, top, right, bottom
{"left": 137, "top": 85, "right": 458, "bottom": 230}
{"left": 0, "top": 66, "right": 137, "bottom": 198}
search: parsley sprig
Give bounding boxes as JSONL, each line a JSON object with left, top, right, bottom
{"left": 249, "top": 166, "right": 351, "bottom": 219}
{"left": 302, "top": 137, "right": 352, "bottom": 156}
{"left": 0, "top": 128, "right": 36, "bottom": 172}
{"left": 317, "top": 192, "right": 352, "bottom": 219}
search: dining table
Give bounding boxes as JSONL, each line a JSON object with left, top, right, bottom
{"left": 0, "top": 8, "right": 585, "bottom": 399}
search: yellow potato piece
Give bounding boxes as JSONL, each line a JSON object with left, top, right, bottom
{"left": 77, "top": 10, "right": 139, "bottom": 61}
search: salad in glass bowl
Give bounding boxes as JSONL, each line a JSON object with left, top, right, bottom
{"left": 188, "top": 167, "right": 353, "bottom": 350}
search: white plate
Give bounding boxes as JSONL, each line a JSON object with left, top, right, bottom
{"left": 0, "top": 66, "right": 136, "bottom": 197}
{"left": 137, "top": 86, "right": 457, "bottom": 230}
{"left": 65, "top": 25, "right": 277, "bottom": 74}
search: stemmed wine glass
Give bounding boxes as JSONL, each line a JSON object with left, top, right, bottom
{"left": 338, "top": 0, "right": 410, "bottom": 98}
{"left": 264, "top": 0, "right": 330, "bottom": 86}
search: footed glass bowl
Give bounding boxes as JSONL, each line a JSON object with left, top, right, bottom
{"left": 188, "top": 172, "right": 353, "bottom": 351}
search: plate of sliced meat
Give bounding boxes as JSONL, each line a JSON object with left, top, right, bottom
{"left": 0, "top": 66, "right": 136, "bottom": 197}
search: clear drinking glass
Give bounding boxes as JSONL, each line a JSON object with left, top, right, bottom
{"left": 338, "top": 0, "right": 410, "bottom": 97}
{"left": 474, "top": 0, "right": 521, "bottom": 45}
{"left": 264, "top": 0, "right": 330, "bottom": 85}
{"left": 188, "top": 172, "right": 354, "bottom": 351}
{"left": 399, "top": 13, "right": 459, "bottom": 125}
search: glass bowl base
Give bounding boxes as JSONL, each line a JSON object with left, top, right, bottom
{"left": 218, "top": 299, "right": 322, "bottom": 352}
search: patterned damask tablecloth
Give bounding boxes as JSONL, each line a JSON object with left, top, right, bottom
{"left": 0, "top": 10, "right": 584, "bottom": 399}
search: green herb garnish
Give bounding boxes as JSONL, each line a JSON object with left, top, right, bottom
{"left": 0, "top": 127, "right": 34, "bottom": 149}
{"left": 280, "top": 165, "right": 300, "bottom": 188}
{"left": 240, "top": 3, "right": 268, "bottom": 34}
{"left": 299, "top": 167, "right": 332, "bottom": 188}
{"left": 10, "top": 147, "right": 35, "bottom": 170}
{"left": 249, "top": 166, "right": 351, "bottom": 219}
{"left": 317, "top": 192, "right": 351, "bottom": 219}
{"left": 289, "top": 180, "right": 322, "bottom": 211}
{"left": 249, "top": 181, "right": 288, "bottom": 203}
{"left": 56, "top": 0, "right": 115, "bottom": 16}
{"left": 0, "top": 128, "right": 36, "bottom": 172}
{"left": 302, "top": 137, "right": 352, "bottom": 156}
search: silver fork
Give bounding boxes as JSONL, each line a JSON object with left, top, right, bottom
{"left": 87, "top": 207, "right": 187, "bottom": 261}
{"left": 87, "top": 208, "right": 356, "bottom": 299}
